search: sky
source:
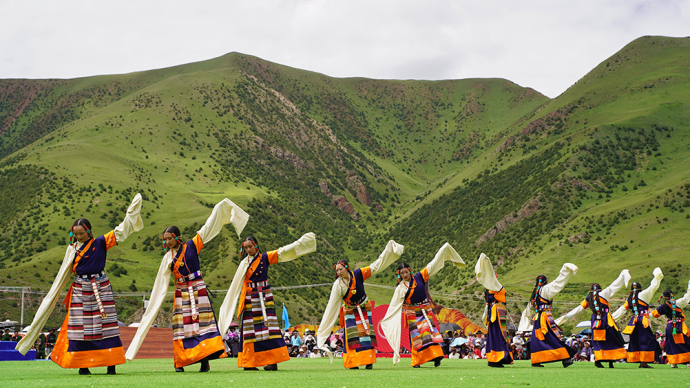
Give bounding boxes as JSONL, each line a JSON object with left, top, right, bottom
{"left": 1, "top": 0, "right": 689, "bottom": 98}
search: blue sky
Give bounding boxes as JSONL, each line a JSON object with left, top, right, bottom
{"left": 1, "top": 0, "right": 689, "bottom": 97}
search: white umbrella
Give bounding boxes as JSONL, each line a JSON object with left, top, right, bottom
{"left": 575, "top": 320, "right": 591, "bottom": 328}
{"left": 128, "top": 322, "right": 140, "bottom": 327}
{"left": 450, "top": 337, "right": 470, "bottom": 347}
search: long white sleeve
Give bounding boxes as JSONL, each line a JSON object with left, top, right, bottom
{"left": 368, "top": 240, "right": 404, "bottom": 275}
{"left": 277, "top": 232, "right": 317, "bottom": 263}
{"left": 16, "top": 245, "right": 76, "bottom": 355}
{"left": 611, "top": 303, "right": 629, "bottom": 321}
{"left": 380, "top": 282, "right": 408, "bottom": 365}
{"left": 426, "top": 243, "right": 465, "bottom": 278}
{"left": 675, "top": 279, "right": 690, "bottom": 309}
{"left": 316, "top": 280, "right": 347, "bottom": 363}
{"left": 217, "top": 259, "right": 250, "bottom": 339}
{"left": 197, "top": 198, "right": 249, "bottom": 242}
{"left": 125, "top": 252, "right": 173, "bottom": 360}
{"left": 555, "top": 269, "right": 630, "bottom": 326}
{"left": 540, "top": 263, "right": 578, "bottom": 300}
{"left": 475, "top": 253, "right": 502, "bottom": 292}
{"left": 114, "top": 193, "right": 144, "bottom": 243}
{"left": 600, "top": 269, "right": 631, "bottom": 300}
{"left": 518, "top": 304, "right": 534, "bottom": 333}
{"left": 638, "top": 267, "right": 664, "bottom": 304}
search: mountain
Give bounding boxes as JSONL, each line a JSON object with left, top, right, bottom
{"left": 1, "top": 36, "right": 689, "bottom": 333}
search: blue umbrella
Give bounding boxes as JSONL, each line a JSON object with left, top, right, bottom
{"left": 579, "top": 328, "right": 592, "bottom": 335}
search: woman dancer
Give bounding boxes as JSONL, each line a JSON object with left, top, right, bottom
{"left": 16, "top": 194, "right": 143, "bottom": 375}
{"left": 555, "top": 270, "right": 630, "bottom": 368}
{"left": 316, "top": 240, "right": 404, "bottom": 369}
{"left": 125, "top": 198, "right": 249, "bottom": 372}
{"left": 611, "top": 268, "right": 663, "bottom": 368}
{"left": 218, "top": 233, "right": 316, "bottom": 371}
{"left": 475, "top": 253, "right": 514, "bottom": 367}
{"left": 381, "top": 243, "right": 465, "bottom": 368}
{"left": 651, "top": 280, "right": 690, "bottom": 367}
{"left": 518, "top": 263, "right": 578, "bottom": 368}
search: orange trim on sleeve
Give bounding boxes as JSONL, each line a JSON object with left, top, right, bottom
{"left": 104, "top": 231, "right": 117, "bottom": 250}
{"left": 421, "top": 268, "right": 430, "bottom": 283}
{"left": 193, "top": 233, "right": 204, "bottom": 254}
{"left": 361, "top": 266, "right": 372, "bottom": 281}
{"left": 267, "top": 250, "right": 279, "bottom": 265}
{"left": 651, "top": 310, "right": 661, "bottom": 318}
{"left": 580, "top": 300, "right": 589, "bottom": 309}
{"left": 491, "top": 288, "right": 507, "bottom": 303}
{"left": 623, "top": 301, "right": 629, "bottom": 310}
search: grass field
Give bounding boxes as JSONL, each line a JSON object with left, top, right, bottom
{"left": 1, "top": 358, "right": 686, "bottom": 388}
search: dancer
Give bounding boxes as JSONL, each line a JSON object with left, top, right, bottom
{"left": 475, "top": 253, "right": 514, "bottom": 368}
{"left": 125, "top": 199, "right": 249, "bottom": 372}
{"left": 555, "top": 270, "right": 630, "bottom": 368}
{"left": 218, "top": 232, "right": 317, "bottom": 371}
{"left": 518, "top": 263, "right": 578, "bottom": 368}
{"left": 611, "top": 268, "right": 663, "bottom": 368}
{"left": 651, "top": 280, "right": 690, "bottom": 367}
{"left": 316, "top": 240, "right": 404, "bottom": 369}
{"left": 16, "top": 194, "right": 143, "bottom": 375}
{"left": 381, "top": 243, "right": 465, "bottom": 368}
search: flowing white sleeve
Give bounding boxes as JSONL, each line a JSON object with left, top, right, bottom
{"left": 638, "top": 267, "right": 664, "bottom": 304}
{"left": 217, "top": 259, "right": 250, "bottom": 338}
{"left": 474, "top": 253, "right": 502, "bottom": 292}
{"left": 600, "top": 270, "right": 631, "bottom": 300}
{"left": 380, "top": 283, "right": 408, "bottom": 365}
{"left": 369, "top": 240, "right": 404, "bottom": 275}
{"left": 16, "top": 245, "right": 76, "bottom": 355}
{"left": 277, "top": 232, "right": 317, "bottom": 263}
{"left": 675, "top": 279, "right": 690, "bottom": 309}
{"left": 197, "top": 198, "right": 249, "bottom": 242}
{"left": 317, "top": 280, "right": 346, "bottom": 364}
{"left": 114, "top": 193, "right": 144, "bottom": 243}
{"left": 125, "top": 252, "right": 173, "bottom": 360}
{"left": 611, "top": 303, "right": 629, "bottom": 321}
{"left": 554, "top": 304, "right": 585, "bottom": 326}
{"left": 517, "top": 304, "right": 534, "bottom": 333}
{"left": 426, "top": 243, "right": 465, "bottom": 278}
{"left": 540, "top": 263, "right": 578, "bottom": 300}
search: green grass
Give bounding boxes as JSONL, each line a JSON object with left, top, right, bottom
{"left": 1, "top": 358, "right": 686, "bottom": 388}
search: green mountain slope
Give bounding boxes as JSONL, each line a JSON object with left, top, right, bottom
{"left": 1, "top": 36, "right": 689, "bottom": 332}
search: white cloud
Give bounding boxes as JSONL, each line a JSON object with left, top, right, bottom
{"left": 1, "top": 0, "right": 689, "bottom": 97}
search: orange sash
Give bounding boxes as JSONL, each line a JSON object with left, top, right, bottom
{"left": 71, "top": 239, "right": 95, "bottom": 274}
{"left": 237, "top": 256, "right": 263, "bottom": 319}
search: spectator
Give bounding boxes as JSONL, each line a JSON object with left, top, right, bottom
{"left": 225, "top": 327, "right": 240, "bottom": 357}
{"left": 46, "top": 329, "right": 57, "bottom": 357}
{"left": 478, "top": 333, "right": 486, "bottom": 349}
{"left": 473, "top": 345, "right": 482, "bottom": 359}
{"left": 291, "top": 331, "right": 302, "bottom": 348}
{"left": 297, "top": 348, "right": 308, "bottom": 358}
{"left": 11, "top": 332, "right": 21, "bottom": 342}
{"left": 283, "top": 330, "right": 291, "bottom": 343}
{"left": 579, "top": 341, "right": 593, "bottom": 361}
{"left": 289, "top": 345, "right": 299, "bottom": 357}
{"left": 449, "top": 347, "right": 461, "bottom": 359}
{"left": 309, "top": 349, "right": 322, "bottom": 358}
{"left": 304, "top": 330, "right": 316, "bottom": 352}
{"left": 1, "top": 329, "right": 11, "bottom": 341}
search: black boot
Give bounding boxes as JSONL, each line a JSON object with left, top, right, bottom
{"left": 349, "top": 367, "right": 360, "bottom": 370}
{"left": 244, "top": 367, "right": 259, "bottom": 371}
{"left": 365, "top": 364, "right": 373, "bottom": 370}
{"left": 199, "top": 359, "right": 210, "bottom": 373}
{"left": 639, "top": 363, "right": 653, "bottom": 369}
{"left": 608, "top": 361, "right": 614, "bottom": 369}
{"left": 263, "top": 364, "right": 277, "bottom": 371}
{"left": 107, "top": 365, "right": 116, "bottom": 375}
{"left": 434, "top": 357, "right": 442, "bottom": 368}
{"left": 175, "top": 367, "right": 185, "bottom": 372}
{"left": 488, "top": 362, "right": 504, "bottom": 368}
{"left": 531, "top": 363, "right": 544, "bottom": 367}
{"left": 594, "top": 361, "right": 604, "bottom": 368}
{"left": 413, "top": 365, "right": 421, "bottom": 368}
{"left": 79, "top": 368, "right": 91, "bottom": 375}
{"left": 563, "top": 359, "right": 574, "bottom": 368}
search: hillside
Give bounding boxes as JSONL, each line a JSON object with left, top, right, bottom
{"left": 1, "top": 36, "right": 689, "bottom": 333}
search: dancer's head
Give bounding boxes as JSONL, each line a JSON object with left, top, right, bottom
{"left": 530, "top": 275, "right": 548, "bottom": 305}
{"left": 334, "top": 259, "right": 351, "bottom": 280}
{"left": 241, "top": 236, "right": 260, "bottom": 258}
{"left": 590, "top": 283, "right": 602, "bottom": 293}
{"left": 630, "top": 282, "right": 642, "bottom": 291}
{"left": 162, "top": 226, "right": 182, "bottom": 251}
{"left": 661, "top": 289, "right": 674, "bottom": 301}
{"left": 70, "top": 218, "right": 93, "bottom": 244}
{"left": 397, "top": 262, "right": 412, "bottom": 283}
